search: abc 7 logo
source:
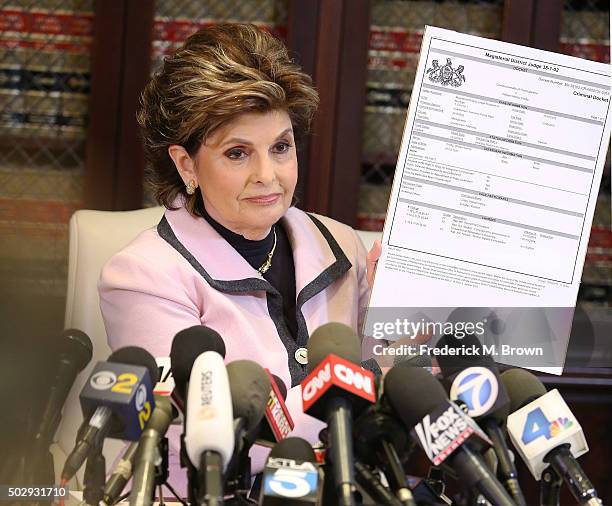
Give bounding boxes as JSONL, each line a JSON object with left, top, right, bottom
{"left": 450, "top": 367, "right": 498, "bottom": 417}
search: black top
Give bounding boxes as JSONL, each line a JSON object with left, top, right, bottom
{"left": 201, "top": 208, "right": 298, "bottom": 340}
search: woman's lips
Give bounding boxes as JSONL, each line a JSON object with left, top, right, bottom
{"left": 243, "top": 193, "right": 281, "bottom": 205}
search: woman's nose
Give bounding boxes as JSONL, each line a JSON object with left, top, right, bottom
{"left": 251, "top": 155, "right": 276, "bottom": 185}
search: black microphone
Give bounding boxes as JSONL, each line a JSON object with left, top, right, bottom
{"left": 260, "top": 437, "right": 321, "bottom": 505}
{"left": 301, "top": 323, "right": 376, "bottom": 506}
{"left": 502, "top": 368, "right": 547, "bottom": 414}
{"left": 169, "top": 325, "right": 227, "bottom": 402}
{"left": 353, "top": 371, "right": 416, "bottom": 506}
{"left": 129, "top": 396, "right": 174, "bottom": 506}
{"left": 502, "top": 369, "right": 602, "bottom": 506}
{"left": 437, "top": 335, "right": 526, "bottom": 506}
{"left": 27, "top": 329, "right": 92, "bottom": 487}
{"left": 225, "top": 359, "right": 272, "bottom": 496}
{"left": 61, "top": 346, "right": 160, "bottom": 481}
{"left": 384, "top": 365, "right": 516, "bottom": 506}
{"left": 33, "top": 329, "right": 93, "bottom": 450}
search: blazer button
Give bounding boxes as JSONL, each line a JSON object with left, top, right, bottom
{"left": 294, "top": 347, "right": 308, "bottom": 365}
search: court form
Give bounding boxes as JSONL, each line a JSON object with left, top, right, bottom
{"left": 365, "top": 27, "right": 610, "bottom": 372}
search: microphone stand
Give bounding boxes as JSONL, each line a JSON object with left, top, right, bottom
{"left": 378, "top": 440, "right": 417, "bottom": 506}
{"left": 83, "top": 437, "right": 106, "bottom": 506}
{"left": 326, "top": 398, "right": 356, "bottom": 506}
{"left": 416, "top": 467, "right": 452, "bottom": 506}
{"left": 354, "top": 461, "right": 402, "bottom": 506}
{"left": 224, "top": 421, "right": 255, "bottom": 505}
{"left": 156, "top": 438, "right": 188, "bottom": 506}
{"left": 540, "top": 467, "right": 562, "bottom": 506}
{"left": 180, "top": 433, "right": 199, "bottom": 506}
{"left": 482, "top": 423, "right": 527, "bottom": 506}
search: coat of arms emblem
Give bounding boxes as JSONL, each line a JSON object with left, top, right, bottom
{"left": 426, "top": 58, "right": 466, "bottom": 87}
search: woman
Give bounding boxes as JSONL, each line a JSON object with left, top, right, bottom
{"left": 98, "top": 23, "right": 382, "bottom": 491}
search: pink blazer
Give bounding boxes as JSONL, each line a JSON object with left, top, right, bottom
{"left": 98, "top": 203, "right": 373, "bottom": 491}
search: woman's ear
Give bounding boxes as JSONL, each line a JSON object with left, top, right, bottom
{"left": 168, "top": 145, "right": 197, "bottom": 185}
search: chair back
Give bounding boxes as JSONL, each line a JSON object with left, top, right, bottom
{"left": 56, "top": 207, "right": 164, "bottom": 483}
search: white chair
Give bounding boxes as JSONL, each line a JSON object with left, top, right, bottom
{"left": 53, "top": 206, "right": 380, "bottom": 485}
{"left": 357, "top": 230, "right": 381, "bottom": 253}
{"left": 53, "top": 206, "right": 165, "bottom": 485}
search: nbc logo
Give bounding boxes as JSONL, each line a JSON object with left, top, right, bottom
{"left": 549, "top": 417, "right": 573, "bottom": 438}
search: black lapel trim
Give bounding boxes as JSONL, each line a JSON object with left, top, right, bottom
{"left": 294, "top": 214, "right": 353, "bottom": 345}
{"left": 265, "top": 293, "right": 305, "bottom": 387}
{"left": 157, "top": 213, "right": 352, "bottom": 387}
{"left": 297, "top": 214, "right": 352, "bottom": 307}
{"left": 157, "top": 216, "right": 276, "bottom": 294}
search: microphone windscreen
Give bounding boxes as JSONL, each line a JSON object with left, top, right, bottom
{"left": 170, "top": 325, "right": 226, "bottom": 396}
{"left": 109, "top": 346, "right": 160, "bottom": 384}
{"left": 384, "top": 366, "right": 447, "bottom": 428}
{"left": 394, "top": 353, "right": 432, "bottom": 368}
{"left": 226, "top": 360, "right": 271, "bottom": 432}
{"left": 60, "top": 329, "right": 93, "bottom": 371}
{"left": 436, "top": 334, "right": 494, "bottom": 376}
{"left": 185, "top": 352, "right": 235, "bottom": 468}
{"left": 307, "top": 322, "right": 361, "bottom": 372}
{"left": 271, "top": 374, "right": 288, "bottom": 400}
{"left": 501, "top": 368, "right": 547, "bottom": 413}
{"left": 269, "top": 437, "right": 316, "bottom": 462}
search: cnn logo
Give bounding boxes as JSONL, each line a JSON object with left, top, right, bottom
{"left": 302, "top": 362, "right": 373, "bottom": 402}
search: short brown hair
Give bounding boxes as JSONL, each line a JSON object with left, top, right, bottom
{"left": 137, "top": 23, "right": 319, "bottom": 214}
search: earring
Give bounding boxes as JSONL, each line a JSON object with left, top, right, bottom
{"left": 186, "top": 180, "right": 197, "bottom": 195}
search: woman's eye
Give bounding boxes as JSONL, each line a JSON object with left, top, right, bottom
{"left": 226, "top": 148, "right": 247, "bottom": 160}
{"left": 273, "top": 142, "right": 292, "bottom": 154}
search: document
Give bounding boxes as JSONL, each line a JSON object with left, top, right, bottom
{"left": 364, "top": 27, "right": 611, "bottom": 374}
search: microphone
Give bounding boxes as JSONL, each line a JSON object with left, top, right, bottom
{"left": 169, "top": 325, "right": 227, "bottom": 401}
{"left": 61, "top": 346, "right": 159, "bottom": 482}
{"left": 384, "top": 365, "right": 516, "bottom": 506}
{"left": 103, "top": 394, "right": 176, "bottom": 506}
{"left": 502, "top": 369, "right": 601, "bottom": 506}
{"left": 260, "top": 437, "right": 321, "bottom": 505}
{"left": 353, "top": 374, "right": 416, "bottom": 506}
{"left": 102, "top": 441, "right": 139, "bottom": 506}
{"left": 301, "top": 322, "right": 376, "bottom": 506}
{"left": 129, "top": 396, "right": 174, "bottom": 506}
{"left": 437, "top": 335, "right": 526, "bottom": 506}
{"left": 32, "top": 329, "right": 93, "bottom": 450}
{"left": 255, "top": 372, "right": 294, "bottom": 448}
{"left": 502, "top": 367, "right": 547, "bottom": 414}
{"left": 225, "top": 359, "right": 272, "bottom": 494}
{"left": 185, "top": 351, "right": 235, "bottom": 506}
{"left": 169, "top": 325, "right": 228, "bottom": 505}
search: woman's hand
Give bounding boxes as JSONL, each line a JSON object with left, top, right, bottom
{"left": 366, "top": 239, "right": 382, "bottom": 290}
